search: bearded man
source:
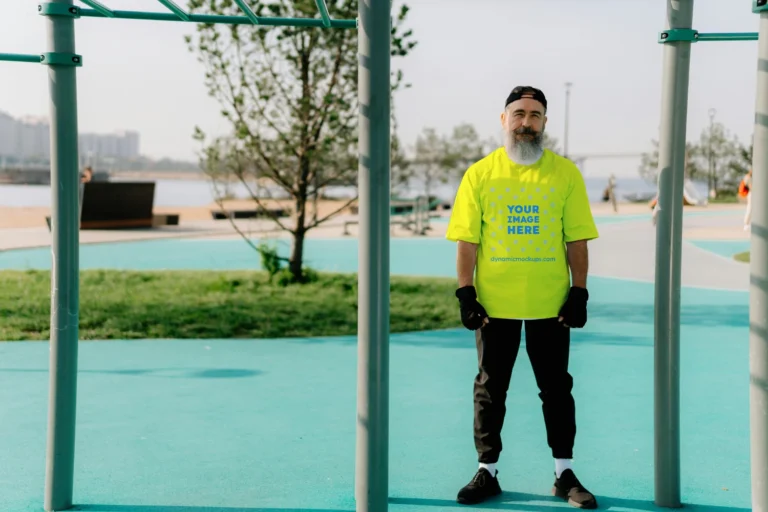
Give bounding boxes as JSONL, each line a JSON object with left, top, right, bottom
{"left": 445, "top": 86, "right": 600, "bottom": 509}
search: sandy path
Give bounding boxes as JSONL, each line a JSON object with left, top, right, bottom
{"left": 0, "top": 198, "right": 359, "bottom": 229}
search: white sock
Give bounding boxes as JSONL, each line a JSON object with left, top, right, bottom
{"left": 555, "top": 458, "right": 572, "bottom": 478}
{"left": 479, "top": 462, "right": 497, "bottom": 477}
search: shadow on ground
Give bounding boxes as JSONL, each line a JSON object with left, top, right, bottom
{"left": 391, "top": 492, "right": 751, "bottom": 511}
{"left": 588, "top": 303, "right": 747, "bottom": 329}
{"left": 0, "top": 368, "right": 262, "bottom": 379}
{"left": 68, "top": 493, "right": 752, "bottom": 512}
{"left": 72, "top": 507, "right": 349, "bottom": 512}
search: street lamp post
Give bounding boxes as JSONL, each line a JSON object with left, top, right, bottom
{"left": 564, "top": 82, "right": 573, "bottom": 159}
{"left": 708, "top": 108, "right": 716, "bottom": 198}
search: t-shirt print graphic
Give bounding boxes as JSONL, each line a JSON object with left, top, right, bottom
{"left": 485, "top": 184, "right": 561, "bottom": 259}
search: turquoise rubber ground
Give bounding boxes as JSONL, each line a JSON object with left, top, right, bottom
{"left": 0, "top": 232, "right": 752, "bottom": 511}
{"left": 688, "top": 240, "right": 750, "bottom": 259}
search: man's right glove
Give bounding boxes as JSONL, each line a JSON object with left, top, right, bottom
{"left": 558, "top": 286, "right": 589, "bottom": 328}
{"left": 455, "top": 286, "right": 489, "bottom": 331}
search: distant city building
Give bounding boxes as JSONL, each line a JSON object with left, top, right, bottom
{"left": 0, "top": 111, "right": 16, "bottom": 158}
{"left": 0, "top": 110, "right": 140, "bottom": 163}
{"left": 79, "top": 130, "right": 140, "bottom": 160}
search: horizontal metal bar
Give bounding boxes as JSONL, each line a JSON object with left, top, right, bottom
{"left": 697, "top": 32, "right": 759, "bottom": 41}
{"left": 156, "top": 0, "right": 189, "bottom": 21}
{"left": 315, "top": 0, "right": 332, "bottom": 28}
{"left": 0, "top": 53, "right": 42, "bottom": 63}
{"left": 78, "top": 8, "right": 356, "bottom": 28}
{"left": 78, "top": 0, "right": 114, "bottom": 18}
{"left": 233, "top": 0, "right": 260, "bottom": 25}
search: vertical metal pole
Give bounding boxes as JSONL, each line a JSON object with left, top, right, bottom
{"left": 44, "top": 1, "right": 81, "bottom": 510}
{"left": 653, "top": 0, "right": 693, "bottom": 507}
{"left": 563, "top": 82, "right": 572, "bottom": 158}
{"left": 749, "top": 5, "right": 768, "bottom": 510}
{"left": 355, "top": 0, "right": 391, "bottom": 511}
{"left": 708, "top": 108, "right": 716, "bottom": 197}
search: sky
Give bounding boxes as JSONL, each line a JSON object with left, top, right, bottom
{"left": 0, "top": 0, "right": 762, "bottom": 178}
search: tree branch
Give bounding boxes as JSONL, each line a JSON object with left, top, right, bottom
{"left": 305, "top": 194, "right": 359, "bottom": 230}
{"left": 233, "top": 170, "right": 295, "bottom": 234}
{"left": 211, "top": 43, "right": 294, "bottom": 193}
{"left": 232, "top": 33, "right": 301, "bottom": 160}
{"left": 309, "top": 39, "right": 347, "bottom": 144}
{"left": 258, "top": 37, "right": 303, "bottom": 120}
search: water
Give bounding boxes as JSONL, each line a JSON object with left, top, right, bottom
{"left": 0, "top": 175, "right": 675, "bottom": 208}
{"left": 0, "top": 177, "right": 661, "bottom": 208}
{"left": 0, "top": 179, "right": 223, "bottom": 208}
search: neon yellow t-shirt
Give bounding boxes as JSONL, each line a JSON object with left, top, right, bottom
{"left": 445, "top": 147, "right": 599, "bottom": 320}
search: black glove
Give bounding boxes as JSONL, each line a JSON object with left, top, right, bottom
{"left": 558, "top": 286, "right": 589, "bottom": 328}
{"left": 455, "top": 286, "right": 489, "bottom": 331}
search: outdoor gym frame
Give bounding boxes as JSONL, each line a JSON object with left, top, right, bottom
{"left": 1, "top": 0, "right": 767, "bottom": 511}
{"left": 655, "top": 1, "right": 768, "bottom": 510}
{"left": 1, "top": 0, "right": 389, "bottom": 511}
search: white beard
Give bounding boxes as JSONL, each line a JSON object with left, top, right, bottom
{"left": 504, "top": 131, "right": 544, "bottom": 165}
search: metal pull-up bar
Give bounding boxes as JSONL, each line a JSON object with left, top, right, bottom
{"left": 653, "top": 0, "right": 768, "bottom": 511}
{"left": 0, "top": 52, "right": 44, "bottom": 63}
{"left": 70, "top": 0, "right": 356, "bottom": 28}
{"left": 0, "top": 2, "right": 389, "bottom": 512}
{"left": 659, "top": 29, "right": 760, "bottom": 42}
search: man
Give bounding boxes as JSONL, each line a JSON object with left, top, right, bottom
{"left": 445, "top": 86, "right": 599, "bottom": 509}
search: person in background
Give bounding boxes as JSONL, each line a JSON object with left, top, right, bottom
{"left": 741, "top": 169, "right": 752, "bottom": 231}
{"left": 446, "top": 85, "right": 599, "bottom": 509}
{"left": 601, "top": 174, "right": 617, "bottom": 213}
{"left": 80, "top": 166, "right": 93, "bottom": 184}
{"left": 78, "top": 166, "right": 93, "bottom": 221}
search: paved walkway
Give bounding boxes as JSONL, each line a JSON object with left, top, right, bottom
{"left": 589, "top": 211, "right": 749, "bottom": 291}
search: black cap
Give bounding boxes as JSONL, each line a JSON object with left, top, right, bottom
{"left": 505, "top": 86, "right": 547, "bottom": 110}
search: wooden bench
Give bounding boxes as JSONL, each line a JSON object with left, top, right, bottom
{"left": 45, "top": 181, "right": 179, "bottom": 230}
{"left": 211, "top": 208, "right": 290, "bottom": 220}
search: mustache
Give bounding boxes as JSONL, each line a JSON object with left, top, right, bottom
{"left": 514, "top": 126, "right": 539, "bottom": 136}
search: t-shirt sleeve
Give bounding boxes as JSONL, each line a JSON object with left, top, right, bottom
{"left": 563, "top": 167, "right": 599, "bottom": 243}
{"left": 446, "top": 168, "right": 482, "bottom": 244}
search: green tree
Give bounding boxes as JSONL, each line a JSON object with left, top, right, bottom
{"left": 389, "top": 97, "right": 414, "bottom": 196}
{"left": 692, "top": 121, "right": 744, "bottom": 195}
{"left": 442, "top": 123, "right": 494, "bottom": 173}
{"left": 187, "top": 0, "right": 416, "bottom": 282}
{"left": 411, "top": 127, "right": 449, "bottom": 199}
{"left": 408, "top": 122, "right": 562, "bottom": 192}
{"left": 638, "top": 120, "right": 753, "bottom": 197}
{"left": 410, "top": 123, "right": 498, "bottom": 194}
{"left": 731, "top": 142, "right": 753, "bottom": 177}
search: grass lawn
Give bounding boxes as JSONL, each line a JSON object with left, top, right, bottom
{"left": 0, "top": 270, "right": 460, "bottom": 341}
{"left": 734, "top": 251, "right": 750, "bottom": 263}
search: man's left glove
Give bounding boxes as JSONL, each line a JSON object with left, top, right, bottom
{"left": 558, "top": 286, "right": 589, "bottom": 328}
{"left": 455, "top": 286, "right": 489, "bottom": 331}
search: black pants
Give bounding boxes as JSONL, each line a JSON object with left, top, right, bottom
{"left": 473, "top": 318, "right": 575, "bottom": 463}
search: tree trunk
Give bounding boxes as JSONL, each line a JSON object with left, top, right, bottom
{"left": 290, "top": 158, "right": 310, "bottom": 283}
{"left": 288, "top": 44, "right": 312, "bottom": 284}
{"left": 289, "top": 225, "right": 306, "bottom": 282}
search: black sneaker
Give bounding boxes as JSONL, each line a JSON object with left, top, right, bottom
{"left": 456, "top": 468, "right": 502, "bottom": 505}
{"left": 552, "top": 469, "right": 598, "bottom": 509}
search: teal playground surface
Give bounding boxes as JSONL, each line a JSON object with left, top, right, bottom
{"left": 0, "top": 228, "right": 753, "bottom": 511}
{"left": 0, "top": 237, "right": 460, "bottom": 273}
{"left": 689, "top": 240, "right": 750, "bottom": 259}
